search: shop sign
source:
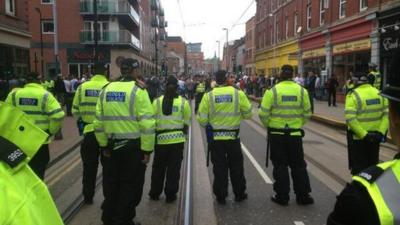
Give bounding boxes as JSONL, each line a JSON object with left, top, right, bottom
{"left": 333, "top": 39, "right": 371, "bottom": 54}
{"left": 381, "top": 36, "right": 399, "bottom": 53}
{"left": 302, "top": 48, "right": 325, "bottom": 59}
{"left": 67, "top": 48, "right": 110, "bottom": 64}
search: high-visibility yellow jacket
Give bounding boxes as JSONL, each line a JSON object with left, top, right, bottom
{"left": 72, "top": 75, "right": 109, "bottom": 134}
{"left": 196, "top": 82, "right": 205, "bottom": 93}
{"left": 353, "top": 159, "right": 400, "bottom": 225}
{"left": 5, "top": 83, "right": 65, "bottom": 142}
{"left": 369, "top": 71, "right": 382, "bottom": 90}
{"left": 0, "top": 102, "right": 63, "bottom": 225}
{"left": 93, "top": 81, "right": 156, "bottom": 152}
{"left": 345, "top": 84, "right": 389, "bottom": 140}
{"left": 258, "top": 80, "right": 311, "bottom": 136}
{"left": 153, "top": 95, "right": 191, "bottom": 145}
{"left": 197, "top": 86, "right": 252, "bottom": 140}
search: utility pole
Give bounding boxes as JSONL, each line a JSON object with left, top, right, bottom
{"left": 216, "top": 40, "right": 220, "bottom": 70}
{"left": 52, "top": 0, "right": 59, "bottom": 78}
{"left": 222, "top": 28, "right": 229, "bottom": 72}
{"left": 35, "top": 7, "right": 44, "bottom": 77}
{"left": 93, "top": 0, "right": 99, "bottom": 65}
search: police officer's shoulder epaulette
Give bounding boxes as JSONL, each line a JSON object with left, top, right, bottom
{"left": 136, "top": 80, "right": 146, "bottom": 89}
{"left": 356, "top": 165, "right": 384, "bottom": 183}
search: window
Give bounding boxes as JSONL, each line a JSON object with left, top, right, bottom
{"left": 307, "top": 3, "right": 312, "bottom": 31}
{"left": 360, "top": 0, "right": 367, "bottom": 11}
{"left": 339, "top": 0, "right": 346, "bottom": 18}
{"left": 294, "top": 12, "right": 298, "bottom": 36}
{"left": 320, "top": 0, "right": 325, "bottom": 25}
{"left": 285, "top": 16, "right": 289, "bottom": 39}
{"left": 41, "top": 0, "right": 54, "bottom": 4}
{"left": 5, "top": 0, "right": 15, "bottom": 16}
{"left": 42, "top": 21, "right": 55, "bottom": 34}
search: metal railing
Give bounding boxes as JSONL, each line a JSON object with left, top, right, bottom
{"left": 80, "top": 29, "right": 141, "bottom": 49}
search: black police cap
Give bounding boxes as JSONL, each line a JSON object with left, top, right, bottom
{"left": 381, "top": 49, "right": 400, "bottom": 102}
{"left": 281, "top": 65, "right": 294, "bottom": 75}
{"left": 215, "top": 70, "right": 227, "bottom": 84}
{"left": 120, "top": 58, "right": 139, "bottom": 71}
{"left": 166, "top": 75, "right": 178, "bottom": 86}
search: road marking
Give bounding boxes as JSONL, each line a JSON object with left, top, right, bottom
{"left": 294, "top": 221, "right": 305, "bottom": 225}
{"left": 241, "top": 143, "right": 272, "bottom": 184}
{"left": 46, "top": 156, "right": 81, "bottom": 187}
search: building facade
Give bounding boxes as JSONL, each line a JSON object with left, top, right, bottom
{"left": 166, "top": 36, "right": 185, "bottom": 75}
{"left": 245, "top": 16, "right": 256, "bottom": 75}
{"left": 187, "top": 51, "right": 204, "bottom": 75}
{"left": 0, "top": 0, "right": 31, "bottom": 79}
{"left": 29, "top": 0, "right": 164, "bottom": 79}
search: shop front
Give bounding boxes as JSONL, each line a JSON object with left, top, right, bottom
{"left": 302, "top": 48, "right": 326, "bottom": 75}
{"left": 255, "top": 52, "right": 266, "bottom": 75}
{"left": 264, "top": 40, "right": 299, "bottom": 76}
{"left": 378, "top": 6, "right": 400, "bottom": 84}
{"left": 67, "top": 48, "right": 111, "bottom": 78}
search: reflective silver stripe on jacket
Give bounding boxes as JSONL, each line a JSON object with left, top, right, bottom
{"left": 48, "top": 108, "right": 63, "bottom": 115}
{"left": 353, "top": 90, "right": 363, "bottom": 112}
{"left": 211, "top": 125, "right": 240, "bottom": 130}
{"left": 78, "top": 111, "right": 96, "bottom": 116}
{"left": 270, "top": 113, "right": 304, "bottom": 119}
{"left": 35, "top": 120, "right": 49, "bottom": 125}
{"left": 271, "top": 87, "right": 278, "bottom": 107}
{"left": 375, "top": 168, "right": 400, "bottom": 224}
{"left": 129, "top": 86, "right": 139, "bottom": 117}
{"left": 11, "top": 91, "right": 17, "bottom": 106}
{"left": 41, "top": 92, "right": 49, "bottom": 113}
{"left": 157, "top": 124, "right": 184, "bottom": 130}
{"left": 357, "top": 115, "right": 385, "bottom": 123}
{"left": 99, "top": 115, "right": 137, "bottom": 121}
{"left": 109, "top": 132, "right": 141, "bottom": 139}
{"left": 80, "top": 102, "right": 97, "bottom": 106}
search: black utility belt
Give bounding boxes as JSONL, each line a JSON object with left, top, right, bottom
{"left": 267, "top": 127, "right": 305, "bottom": 137}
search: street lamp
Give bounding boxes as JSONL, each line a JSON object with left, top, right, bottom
{"left": 216, "top": 40, "right": 220, "bottom": 70}
{"left": 222, "top": 28, "right": 229, "bottom": 72}
{"left": 35, "top": 7, "right": 44, "bottom": 77}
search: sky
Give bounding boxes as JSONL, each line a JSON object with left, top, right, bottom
{"left": 162, "top": 0, "right": 256, "bottom": 59}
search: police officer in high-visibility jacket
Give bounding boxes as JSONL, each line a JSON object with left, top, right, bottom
{"left": 195, "top": 77, "right": 206, "bottom": 113}
{"left": 259, "top": 65, "right": 314, "bottom": 206}
{"left": 93, "top": 58, "right": 155, "bottom": 225}
{"left": 0, "top": 102, "right": 63, "bottom": 225}
{"left": 149, "top": 75, "right": 191, "bottom": 203}
{"left": 327, "top": 47, "right": 400, "bottom": 225}
{"left": 72, "top": 63, "right": 109, "bottom": 204}
{"left": 197, "top": 70, "right": 252, "bottom": 205}
{"left": 5, "top": 72, "right": 65, "bottom": 180}
{"left": 345, "top": 72, "right": 389, "bottom": 175}
{"left": 367, "top": 62, "right": 382, "bottom": 90}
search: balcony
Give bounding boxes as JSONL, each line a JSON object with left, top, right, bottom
{"left": 80, "top": 30, "right": 142, "bottom": 50}
{"left": 80, "top": 0, "right": 140, "bottom": 26}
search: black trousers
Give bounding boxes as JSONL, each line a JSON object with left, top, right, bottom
{"left": 211, "top": 139, "right": 246, "bottom": 199}
{"left": 101, "top": 139, "right": 146, "bottom": 225}
{"left": 308, "top": 91, "right": 315, "bottom": 113}
{"left": 149, "top": 143, "right": 184, "bottom": 198}
{"left": 348, "top": 137, "right": 380, "bottom": 175}
{"left": 328, "top": 90, "right": 336, "bottom": 106}
{"left": 29, "top": 144, "right": 50, "bottom": 180}
{"left": 195, "top": 93, "right": 204, "bottom": 113}
{"left": 269, "top": 134, "right": 311, "bottom": 198}
{"left": 65, "top": 92, "right": 74, "bottom": 116}
{"left": 80, "top": 132, "right": 100, "bottom": 200}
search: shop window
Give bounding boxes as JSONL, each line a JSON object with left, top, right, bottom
{"left": 360, "top": 0, "right": 367, "bottom": 11}
{"left": 293, "top": 12, "right": 298, "bottom": 36}
{"left": 42, "top": 20, "right": 55, "bottom": 34}
{"left": 306, "top": 3, "right": 312, "bottom": 31}
{"left": 319, "top": 0, "right": 325, "bottom": 25}
{"left": 339, "top": 0, "right": 346, "bottom": 18}
{"left": 285, "top": 16, "right": 289, "bottom": 39}
{"left": 5, "top": 0, "right": 15, "bottom": 16}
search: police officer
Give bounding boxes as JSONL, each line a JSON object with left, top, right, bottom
{"left": 94, "top": 58, "right": 155, "bottom": 225}
{"left": 259, "top": 65, "right": 313, "bottom": 206}
{"left": 72, "top": 63, "right": 109, "bottom": 204}
{"left": 345, "top": 72, "right": 389, "bottom": 175}
{"left": 0, "top": 102, "right": 63, "bottom": 225}
{"left": 5, "top": 72, "right": 65, "bottom": 180}
{"left": 194, "top": 76, "right": 206, "bottom": 113}
{"left": 327, "top": 49, "right": 400, "bottom": 225}
{"left": 149, "top": 75, "right": 191, "bottom": 203}
{"left": 197, "top": 70, "right": 252, "bottom": 204}
{"left": 367, "top": 62, "right": 382, "bottom": 90}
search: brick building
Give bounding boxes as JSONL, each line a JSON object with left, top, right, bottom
{"left": 0, "top": 0, "right": 30, "bottom": 78}
{"left": 186, "top": 42, "right": 204, "bottom": 75}
{"left": 245, "top": 16, "right": 256, "bottom": 76}
{"left": 254, "top": 0, "right": 400, "bottom": 91}
{"left": 29, "top": 0, "right": 164, "bottom": 79}
{"left": 166, "top": 36, "right": 185, "bottom": 75}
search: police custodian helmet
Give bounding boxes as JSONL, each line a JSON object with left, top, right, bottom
{"left": 381, "top": 49, "right": 400, "bottom": 102}
{"left": 120, "top": 58, "right": 139, "bottom": 73}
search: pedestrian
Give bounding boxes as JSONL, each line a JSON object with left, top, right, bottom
{"left": 367, "top": 62, "right": 382, "bottom": 90}
{"left": 345, "top": 74, "right": 355, "bottom": 95}
{"left": 94, "top": 58, "right": 155, "bottom": 225}
{"left": 345, "top": 72, "right": 389, "bottom": 175}
{"left": 197, "top": 70, "right": 252, "bottom": 204}
{"left": 0, "top": 101, "right": 63, "bottom": 225}
{"left": 194, "top": 77, "right": 206, "bottom": 113}
{"left": 327, "top": 48, "right": 400, "bottom": 225}
{"left": 306, "top": 71, "right": 316, "bottom": 113}
{"left": 259, "top": 65, "right": 314, "bottom": 206}
{"left": 327, "top": 74, "right": 339, "bottom": 107}
{"left": 64, "top": 75, "right": 74, "bottom": 116}
{"left": 72, "top": 63, "right": 109, "bottom": 204}
{"left": 149, "top": 75, "right": 191, "bottom": 203}
{"left": 5, "top": 72, "right": 65, "bottom": 179}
